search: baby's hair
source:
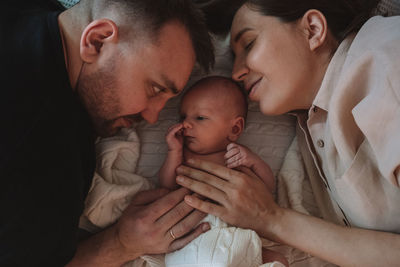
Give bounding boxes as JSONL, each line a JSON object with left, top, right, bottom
{"left": 182, "top": 75, "right": 248, "bottom": 121}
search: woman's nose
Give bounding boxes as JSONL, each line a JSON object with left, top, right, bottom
{"left": 232, "top": 56, "right": 249, "bottom": 82}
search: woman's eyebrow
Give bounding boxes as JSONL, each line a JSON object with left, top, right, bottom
{"left": 233, "top": 27, "right": 253, "bottom": 43}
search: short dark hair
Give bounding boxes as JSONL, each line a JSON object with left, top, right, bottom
{"left": 246, "top": 0, "right": 380, "bottom": 41}
{"left": 88, "top": 0, "right": 215, "bottom": 72}
{"left": 193, "top": 0, "right": 247, "bottom": 35}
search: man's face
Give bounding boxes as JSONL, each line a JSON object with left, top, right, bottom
{"left": 76, "top": 21, "right": 196, "bottom": 137}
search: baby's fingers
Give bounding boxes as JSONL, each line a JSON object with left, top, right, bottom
{"left": 225, "top": 154, "right": 242, "bottom": 168}
{"left": 226, "top": 142, "right": 239, "bottom": 151}
{"left": 224, "top": 146, "right": 239, "bottom": 160}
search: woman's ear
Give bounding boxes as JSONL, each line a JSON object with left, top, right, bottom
{"left": 228, "top": 116, "right": 245, "bottom": 142}
{"left": 301, "top": 9, "right": 328, "bottom": 51}
{"left": 80, "top": 19, "right": 119, "bottom": 63}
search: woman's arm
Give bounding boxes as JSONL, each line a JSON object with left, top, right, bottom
{"left": 176, "top": 159, "right": 400, "bottom": 267}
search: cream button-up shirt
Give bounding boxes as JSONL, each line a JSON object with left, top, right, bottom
{"left": 296, "top": 16, "right": 400, "bottom": 232}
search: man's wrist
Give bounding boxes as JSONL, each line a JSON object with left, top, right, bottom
{"left": 69, "top": 225, "right": 142, "bottom": 267}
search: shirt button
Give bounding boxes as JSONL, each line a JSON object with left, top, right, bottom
{"left": 313, "top": 106, "right": 318, "bottom": 113}
{"left": 317, "top": 139, "right": 325, "bottom": 148}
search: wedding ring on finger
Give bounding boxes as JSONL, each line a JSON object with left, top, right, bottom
{"left": 169, "top": 229, "right": 177, "bottom": 240}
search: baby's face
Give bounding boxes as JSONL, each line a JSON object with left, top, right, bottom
{"left": 180, "top": 87, "right": 236, "bottom": 154}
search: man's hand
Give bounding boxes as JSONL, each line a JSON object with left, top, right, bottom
{"left": 116, "top": 187, "right": 209, "bottom": 255}
{"left": 68, "top": 188, "right": 209, "bottom": 266}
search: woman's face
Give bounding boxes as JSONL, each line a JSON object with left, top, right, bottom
{"left": 230, "top": 5, "right": 318, "bottom": 115}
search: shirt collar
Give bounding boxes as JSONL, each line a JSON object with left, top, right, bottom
{"left": 312, "top": 33, "right": 356, "bottom": 112}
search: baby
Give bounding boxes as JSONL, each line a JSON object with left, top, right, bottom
{"left": 159, "top": 76, "right": 287, "bottom": 267}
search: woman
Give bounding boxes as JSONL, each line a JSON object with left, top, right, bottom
{"left": 175, "top": 0, "right": 400, "bottom": 266}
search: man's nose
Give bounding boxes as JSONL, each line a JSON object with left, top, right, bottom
{"left": 141, "top": 98, "right": 167, "bottom": 124}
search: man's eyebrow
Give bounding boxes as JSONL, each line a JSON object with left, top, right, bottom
{"left": 161, "top": 74, "right": 179, "bottom": 95}
{"left": 233, "top": 27, "right": 253, "bottom": 43}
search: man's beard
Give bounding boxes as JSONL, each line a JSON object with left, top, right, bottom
{"left": 75, "top": 64, "right": 121, "bottom": 137}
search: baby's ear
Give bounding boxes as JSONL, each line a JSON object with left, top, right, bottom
{"left": 228, "top": 117, "right": 245, "bottom": 142}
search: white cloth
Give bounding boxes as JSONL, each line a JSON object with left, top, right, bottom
{"left": 80, "top": 127, "right": 279, "bottom": 267}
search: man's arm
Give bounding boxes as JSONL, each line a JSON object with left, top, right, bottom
{"left": 67, "top": 188, "right": 210, "bottom": 266}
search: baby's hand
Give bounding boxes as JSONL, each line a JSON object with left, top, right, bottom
{"left": 165, "top": 123, "right": 184, "bottom": 152}
{"left": 224, "top": 143, "right": 256, "bottom": 169}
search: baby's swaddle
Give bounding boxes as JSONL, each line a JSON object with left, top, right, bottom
{"left": 79, "top": 127, "right": 282, "bottom": 267}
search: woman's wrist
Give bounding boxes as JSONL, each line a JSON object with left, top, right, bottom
{"left": 257, "top": 205, "right": 287, "bottom": 242}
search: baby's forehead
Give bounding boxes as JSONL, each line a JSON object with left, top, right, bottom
{"left": 184, "top": 78, "right": 242, "bottom": 101}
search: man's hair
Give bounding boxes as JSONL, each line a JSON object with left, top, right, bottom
{"left": 82, "top": 0, "right": 215, "bottom": 72}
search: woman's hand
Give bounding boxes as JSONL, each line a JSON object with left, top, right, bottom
{"left": 176, "top": 160, "right": 400, "bottom": 267}
{"left": 175, "top": 158, "right": 281, "bottom": 237}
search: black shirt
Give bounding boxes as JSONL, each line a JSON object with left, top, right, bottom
{"left": 0, "top": 2, "right": 95, "bottom": 266}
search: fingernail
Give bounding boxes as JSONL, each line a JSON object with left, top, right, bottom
{"left": 177, "top": 176, "right": 184, "bottom": 183}
{"left": 187, "top": 158, "right": 194, "bottom": 164}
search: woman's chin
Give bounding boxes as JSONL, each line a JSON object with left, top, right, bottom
{"left": 259, "top": 102, "right": 286, "bottom": 116}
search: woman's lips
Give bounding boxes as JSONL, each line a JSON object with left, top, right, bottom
{"left": 248, "top": 78, "right": 261, "bottom": 100}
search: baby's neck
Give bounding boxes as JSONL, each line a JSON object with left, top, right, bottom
{"left": 183, "top": 148, "right": 226, "bottom": 166}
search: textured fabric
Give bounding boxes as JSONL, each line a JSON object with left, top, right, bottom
{"left": 81, "top": 127, "right": 266, "bottom": 267}
{"left": 296, "top": 16, "right": 400, "bottom": 232}
{"left": 165, "top": 215, "right": 262, "bottom": 267}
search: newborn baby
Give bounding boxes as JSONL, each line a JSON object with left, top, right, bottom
{"left": 159, "top": 76, "right": 287, "bottom": 267}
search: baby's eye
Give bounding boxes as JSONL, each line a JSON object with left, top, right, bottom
{"left": 196, "top": 116, "right": 205, "bottom": 121}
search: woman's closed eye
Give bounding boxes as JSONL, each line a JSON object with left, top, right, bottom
{"left": 244, "top": 39, "right": 255, "bottom": 51}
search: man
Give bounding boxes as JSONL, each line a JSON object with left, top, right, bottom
{"left": 0, "top": 0, "right": 214, "bottom": 266}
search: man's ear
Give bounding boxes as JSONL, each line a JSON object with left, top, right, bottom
{"left": 300, "top": 9, "right": 328, "bottom": 51}
{"left": 80, "top": 19, "right": 118, "bottom": 63}
{"left": 228, "top": 116, "right": 245, "bottom": 142}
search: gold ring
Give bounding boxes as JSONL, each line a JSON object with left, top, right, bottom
{"left": 169, "top": 229, "right": 177, "bottom": 240}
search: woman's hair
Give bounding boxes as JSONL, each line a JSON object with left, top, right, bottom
{"left": 193, "top": 0, "right": 247, "bottom": 35}
{"left": 246, "top": 0, "right": 380, "bottom": 41}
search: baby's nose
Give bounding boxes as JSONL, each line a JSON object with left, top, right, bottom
{"left": 182, "top": 120, "right": 192, "bottom": 129}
